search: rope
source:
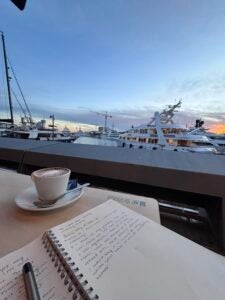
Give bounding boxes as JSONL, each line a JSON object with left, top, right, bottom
{"left": 11, "top": 86, "right": 28, "bottom": 120}
{"left": 7, "top": 57, "right": 32, "bottom": 121}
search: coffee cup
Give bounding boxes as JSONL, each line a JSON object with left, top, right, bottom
{"left": 31, "top": 167, "right": 71, "bottom": 201}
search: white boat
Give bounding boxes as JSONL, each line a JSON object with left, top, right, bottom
{"left": 118, "top": 101, "right": 217, "bottom": 153}
{"left": 206, "top": 133, "right": 225, "bottom": 149}
{"left": 0, "top": 122, "right": 14, "bottom": 137}
{"left": 189, "top": 121, "right": 225, "bottom": 153}
{"left": 9, "top": 119, "right": 76, "bottom": 142}
{"left": 101, "top": 127, "right": 120, "bottom": 140}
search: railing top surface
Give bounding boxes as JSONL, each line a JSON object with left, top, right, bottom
{"left": 0, "top": 137, "right": 225, "bottom": 176}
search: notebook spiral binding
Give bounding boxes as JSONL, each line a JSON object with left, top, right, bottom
{"left": 42, "top": 231, "right": 99, "bottom": 300}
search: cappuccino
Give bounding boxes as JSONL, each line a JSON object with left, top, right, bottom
{"left": 31, "top": 167, "right": 71, "bottom": 201}
{"left": 35, "top": 168, "right": 68, "bottom": 178}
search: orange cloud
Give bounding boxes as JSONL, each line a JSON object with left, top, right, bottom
{"left": 209, "top": 123, "right": 225, "bottom": 134}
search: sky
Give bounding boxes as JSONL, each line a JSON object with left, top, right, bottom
{"left": 0, "top": 0, "right": 225, "bottom": 132}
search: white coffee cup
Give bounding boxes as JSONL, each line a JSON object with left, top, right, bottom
{"left": 31, "top": 167, "right": 71, "bottom": 201}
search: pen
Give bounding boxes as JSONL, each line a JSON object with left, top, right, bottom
{"left": 23, "top": 262, "right": 41, "bottom": 300}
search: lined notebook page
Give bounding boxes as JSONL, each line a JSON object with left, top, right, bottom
{"left": 51, "top": 199, "right": 225, "bottom": 300}
{"left": 0, "top": 236, "right": 73, "bottom": 300}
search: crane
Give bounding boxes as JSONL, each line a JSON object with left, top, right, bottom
{"left": 91, "top": 111, "right": 112, "bottom": 134}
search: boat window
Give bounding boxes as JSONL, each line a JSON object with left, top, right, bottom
{"left": 139, "top": 138, "right": 146, "bottom": 143}
{"left": 168, "top": 139, "right": 175, "bottom": 145}
{"left": 162, "top": 129, "right": 169, "bottom": 134}
{"left": 140, "top": 129, "right": 148, "bottom": 134}
{"left": 193, "top": 142, "right": 212, "bottom": 146}
{"left": 149, "top": 139, "right": 157, "bottom": 144}
{"left": 177, "top": 140, "right": 188, "bottom": 146}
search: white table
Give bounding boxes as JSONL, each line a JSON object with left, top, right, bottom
{"left": 0, "top": 169, "right": 160, "bottom": 257}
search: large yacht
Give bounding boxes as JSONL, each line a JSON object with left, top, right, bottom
{"left": 118, "top": 101, "right": 217, "bottom": 153}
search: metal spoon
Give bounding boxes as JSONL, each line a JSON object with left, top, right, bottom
{"left": 33, "top": 183, "right": 90, "bottom": 208}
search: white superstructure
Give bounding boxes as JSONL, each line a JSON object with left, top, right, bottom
{"left": 189, "top": 124, "right": 225, "bottom": 153}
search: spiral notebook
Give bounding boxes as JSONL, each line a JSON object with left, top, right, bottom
{"left": 0, "top": 200, "right": 225, "bottom": 300}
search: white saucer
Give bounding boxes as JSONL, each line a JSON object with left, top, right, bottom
{"left": 15, "top": 185, "right": 84, "bottom": 211}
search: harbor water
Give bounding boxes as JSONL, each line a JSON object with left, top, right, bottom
{"left": 74, "top": 136, "right": 118, "bottom": 147}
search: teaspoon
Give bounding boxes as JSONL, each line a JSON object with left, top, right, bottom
{"left": 33, "top": 183, "right": 90, "bottom": 208}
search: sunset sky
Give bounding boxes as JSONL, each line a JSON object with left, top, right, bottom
{"left": 0, "top": 0, "right": 225, "bottom": 132}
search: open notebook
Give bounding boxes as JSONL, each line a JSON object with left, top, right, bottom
{"left": 0, "top": 199, "right": 225, "bottom": 299}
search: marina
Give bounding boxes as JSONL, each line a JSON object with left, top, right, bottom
{"left": 1, "top": 31, "right": 224, "bottom": 153}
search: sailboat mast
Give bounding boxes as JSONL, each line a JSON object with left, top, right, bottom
{"left": 1, "top": 32, "right": 14, "bottom": 124}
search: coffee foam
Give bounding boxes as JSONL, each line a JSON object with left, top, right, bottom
{"left": 35, "top": 168, "right": 68, "bottom": 178}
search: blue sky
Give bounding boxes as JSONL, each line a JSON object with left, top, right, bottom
{"left": 1, "top": 0, "right": 225, "bottom": 131}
